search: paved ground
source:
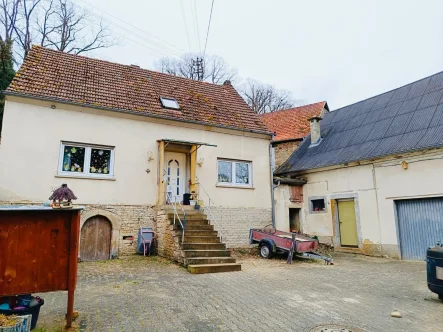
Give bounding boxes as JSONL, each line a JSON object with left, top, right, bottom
{"left": 36, "top": 252, "right": 442, "bottom": 332}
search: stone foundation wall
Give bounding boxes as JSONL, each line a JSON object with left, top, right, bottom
{"left": 361, "top": 242, "right": 400, "bottom": 259}
{"left": 205, "top": 207, "right": 272, "bottom": 248}
{"left": 0, "top": 201, "right": 156, "bottom": 257}
{"left": 81, "top": 204, "right": 156, "bottom": 256}
{"left": 155, "top": 210, "right": 182, "bottom": 263}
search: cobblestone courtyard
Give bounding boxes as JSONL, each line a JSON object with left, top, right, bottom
{"left": 36, "top": 253, "right": 442, "bottom": 332}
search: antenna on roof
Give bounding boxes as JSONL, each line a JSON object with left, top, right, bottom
{"left": 192, "top": 57, "right": 204, "bottom": 81}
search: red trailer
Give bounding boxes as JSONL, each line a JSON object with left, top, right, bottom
{"left": 250, "top": 225, "right": 333, "bottom": 264}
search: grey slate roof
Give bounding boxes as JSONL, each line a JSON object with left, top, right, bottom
{"left": 276, "top": 71, "right": 443, "bottom": 174}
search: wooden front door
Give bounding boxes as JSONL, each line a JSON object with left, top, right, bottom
{"left": 164, "top": 152, "right": 186, "bottom": 203}
{"left": 80, "top": 215, "right": 112, "bottom": 261}
{"left": 338, "top": 200, "right": 358, "bottom": 247}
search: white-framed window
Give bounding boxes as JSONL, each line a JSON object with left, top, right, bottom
{"left": 217, "top": 159, "right": 252, "bottom": 187}
{"left": 58, "top": 142, "right": 115, "bottom": 178}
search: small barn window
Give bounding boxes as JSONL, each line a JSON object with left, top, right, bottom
{"left": 160, "top": 97, "right": 180, "bottom": 110}
{"left": 309, "top": 197, "right": 326, "bottom": 213}
{"left": 290, "top": 186, "right": 303, "bottom": 202}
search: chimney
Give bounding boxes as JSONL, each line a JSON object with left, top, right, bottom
{"left": 308, "top": 116, "right": 322, "bottom": 145}
{"left": 223, "top": 80, "right": 232, "bottom": 86}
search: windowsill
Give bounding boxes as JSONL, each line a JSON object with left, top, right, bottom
{"left": 55, "top": 174, "right": 116, "bottom": 181}
{"left": 216, "top": 184, "right": 255, "bottom": 190}
{"left": 310, "top": 210, "right": 327, "bottom": 214}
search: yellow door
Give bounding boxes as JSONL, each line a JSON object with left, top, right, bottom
{"left": 338, "top": 200, "right": 358, "bottom": 247}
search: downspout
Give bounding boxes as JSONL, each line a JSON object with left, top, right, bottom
{"left": 371, "top": 163, "right": 384, "bottom": 256}
{"left": 270, "top": 134, "right": 276, "bottom": 226}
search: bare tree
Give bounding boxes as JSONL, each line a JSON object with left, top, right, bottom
{"left": 155, "top": 53, "right": 237, "bottom": 84}
{"left": 240, "top": 79, "right": 298, "bottom": 114}
{"left": 1, "top": 0, "right": 113, "bottom": 60}
{"left": 0, "top": 0, "right": 20, "bottom": 41}
{"left": 13, "top": 0, "right": 42, "bottom": 58}
{"left": 38, "top": 0, "right": 111, "bottom": 54}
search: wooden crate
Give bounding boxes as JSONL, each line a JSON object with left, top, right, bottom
{"left": 0, "top": 206, "right": 82, "bottom": 328}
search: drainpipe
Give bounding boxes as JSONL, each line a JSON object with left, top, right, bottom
{"left": 270, "top": 134, "right": 276, "bottom": 226}
{"left": 371, "top": 163, "right": 384, "bottom": 256}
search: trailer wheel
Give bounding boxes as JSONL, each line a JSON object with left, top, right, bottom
{"left": 259, "top": 243, "right": 273, "bottom": 259}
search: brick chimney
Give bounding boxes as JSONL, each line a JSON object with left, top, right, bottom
{"left": 308, "top": 116, "right": 322, "bottom": 145}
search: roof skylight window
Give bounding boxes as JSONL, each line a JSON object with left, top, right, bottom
{"left": 160, "top": 97, "right": 180, "bottom": 110}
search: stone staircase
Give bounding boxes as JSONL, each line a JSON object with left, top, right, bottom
{"left": 166, "top": 208, "right": 241, "bottom": 274}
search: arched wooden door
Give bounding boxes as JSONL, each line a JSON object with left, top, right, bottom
{"left": 80, "top": 215, "right": 112, "bottom": 261}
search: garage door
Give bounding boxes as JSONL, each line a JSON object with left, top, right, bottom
{"left": 396, "top": 197, "right": 443, "bottom": 260}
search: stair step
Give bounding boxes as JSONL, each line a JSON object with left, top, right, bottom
{"left": 167, "top": 213, "right": 207, "bottom": 220}
{"left": 184, "top": 219, "right": 209, "bottom": 224}
{"left": 163, "top": 207, "right": 203, "bottom": 214}
{"left": 174, "top": 224, "right": 214, "bottom": 231}
{"left": 187, "top": 263, "right": 242, "bottom": 274}
{"left": 183, "top": 236, "right": 220, "bottom": 243}
{"left": 184, "top": 257, "right": 236, "bottom": 265}
{"left": 183, "top": 250, "right": 231, "bottom": 257}
{"left": 178, "top": 230, "right": 218, "bottom": 236}
{"left": 171, "top": 220, "right": 209, "bottom": 227}
{"left": 182, "top": 243, "right": 226, "bottom": 250}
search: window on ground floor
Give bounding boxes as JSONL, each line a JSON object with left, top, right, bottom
{"left": 309, "top": 197, "right": 326, "bottom": 213}
{"left": 217, "top": 159, "right": 252, "bottom": 187}
{"left": 59, "top": 142, "right": 115, "bottom": 178}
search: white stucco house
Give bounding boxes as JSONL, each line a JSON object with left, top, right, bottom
{"left": 0, "top": 46, "right": 273, "bottom": 262}
{"left": 276, "top": 71, "right": 443, "bottom": 260}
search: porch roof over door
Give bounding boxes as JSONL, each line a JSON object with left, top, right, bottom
{"left": 158, "top": 139, "right": 217, "bottom": 147}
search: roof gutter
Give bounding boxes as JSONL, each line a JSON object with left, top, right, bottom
{"left": 4, "top": 91, "right": 274, "bottom": 137}
{"left": 273, "top": 176, "right": 307, "bottom": 185}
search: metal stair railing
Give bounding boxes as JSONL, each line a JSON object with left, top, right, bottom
{"left": 195, "top": 181, "right": 223, "bottom": 242}
{"left": 166, "top": 191, "right": 186, "bottom": 243}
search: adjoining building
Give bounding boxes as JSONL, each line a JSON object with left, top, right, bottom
{"left": 276, "top": 72, "right": 443, "bottom": 260}
{"left": 260, "top": 102, "right": 329, "bottom": 232}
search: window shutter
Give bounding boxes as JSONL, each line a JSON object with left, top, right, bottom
{"left": 290, "top": 186, "right": 303, "bottom": 202}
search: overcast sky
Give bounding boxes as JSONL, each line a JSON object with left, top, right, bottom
{"left": 83, "top": 0, "right": 443, "bottom": 110}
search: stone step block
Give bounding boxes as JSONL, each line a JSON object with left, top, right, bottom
{"left": 187, "top": 263, "right": 242, "bottom": 274}
{"left": 166, "top": 213, "right": 207, "bottom": 220}
{"left": 184, "top": 257, "right": 236, "bottom": 266}
{"left": 183, "top": 236, "right": 221, "bottom": 243}
{"left": 176, "top": 224, "right": 214, "bottom": 231}
{"left": 177, "top": 230, "right": 218, "bottom": 237}
{"left": 183, "top": 249, "right": 231, "bottom": 257}
{"left": 182, "top": 243, "right": 226, "bottom": 250}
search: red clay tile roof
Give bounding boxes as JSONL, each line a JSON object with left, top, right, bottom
{"left": 260, "top": 101, "right": 327, "bottom": 141}
{"left": 6, "top": 46, "right": 269, "bottom": 134}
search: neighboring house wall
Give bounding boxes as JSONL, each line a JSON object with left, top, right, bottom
{"left": 297, "top": 149, "right": 443, "bottom": 258}
{"left": 273, "top": 141, "right": 302, "bottom": 169}
{"left": 0, "top": 98, "right": 272, "bottom": 252}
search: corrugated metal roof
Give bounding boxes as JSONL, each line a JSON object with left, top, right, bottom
{"left": 276, "top": 71, "right": 443, "bottom": 174}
